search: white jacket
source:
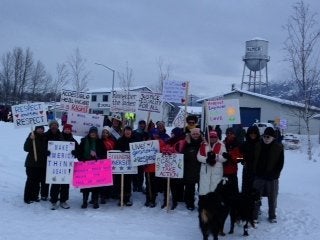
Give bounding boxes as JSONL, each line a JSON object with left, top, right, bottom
{"left": 197, "top": 140, "right": 227, "bottom": 195}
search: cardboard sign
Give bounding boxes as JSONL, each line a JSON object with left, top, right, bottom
{"left": 67, "top": 112, "right": 104, "bottom": 136}
{"left": 206, "top": 99, "right": 241, "bottom": 125}
{"left": 172, "top": 108, "right": 186, "bottom": 128}
{"left": 107, "top": 150, "right": 138, "bottom": 174}
{"left": 72, "top": 159, "right": 113, "bottom": 188}
{"left": 155, "top": 153, "right": 184, "bottom": 178}
{"left": 60, "top": 89, "right": 90, "bottom": 113}
{"left": 137, "top": 92, "right": 163, "bottom": 113}
{"left": 129, "top": 140, "right": 160, "bottom": 166}
{"left": 162, "top": 80, "right": 187, "bottom": 103}
{"left": 110, "top": 91, "right": 139, "bottom": 113}
{"left": 12, "top": 102, "right": 47, "bottom": 128}
{"left": 46, "top": 141, "right": 75, "bottom": 184}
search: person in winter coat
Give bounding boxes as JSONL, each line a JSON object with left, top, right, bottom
{"left": 214, "top": 125, "right": 222, "bottom": 140}
{"left": 197, "top": 130, "right": 227, "bottom": 199}
{"left": 160, "top": 127, "right": 185, "bottom": 210}
{"left": 49, "top": 124, "right": 78, "bottom": 210}
{"left": 241, "top": 125, "right": 260, "bottom": 195}
{"left": 109, "top": 113, "right": 123, "bottom": 141}
{"left": 23, "top": 125, "right": 48, "bottom": 204}
{"left": 43, "top": 120, "right": 62, "bottom": 201}
{"left": 115, "top": 126, "right": 136, "bottom": 206}
{"left": 151, "top": 121, "right": 170, "bottom": 142}
{"left": 252, "top": 127, "right": 284, "bottom": 223}
{"left": 179, "top": 128, "right": 203, "bottom": 210}
{"left": 78, "top": 126, "right": 106, "bottom": 209}
{"left": 222, "top": 127, "right": 243, "bottom": 195}
{"left": 185, "top": 115, "right": 200, "bottom": 134}
{"left": 100, "top": 126, "right": 116, "bottom": 203}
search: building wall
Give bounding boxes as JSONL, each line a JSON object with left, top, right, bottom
{"left": 224, "top": 92, "right": 320, "bottom": 134}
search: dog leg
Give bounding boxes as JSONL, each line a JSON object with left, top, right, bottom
{"left": 243, "top": 221, "right": 249, "bottom": 236}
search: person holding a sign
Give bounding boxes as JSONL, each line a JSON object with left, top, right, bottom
{"left": 23, "top": 125, "right": 48, "bottom": 204}
{"left": 115, "top": 126, "right": 135, "bottom": 206}
{"left": 78, "top": 126, "right": 106, "bottom": 209}
{"left": 197, "top": 130, "right": 227, "bottom": 201}
{"left": 49, "top": 124, "right": 78, "bottom": 210}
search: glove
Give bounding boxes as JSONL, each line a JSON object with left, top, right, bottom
{"left": 206, "top": 152, "right": 216, "bottom": 166}
{"left": 222, "top": 152, "right": 230, "bottom": 160}
{"left": 71, "top": 150, "right": 77, "bottom": 157}
{"left": 46, "top": 150, "right": 51, "bottom": 156}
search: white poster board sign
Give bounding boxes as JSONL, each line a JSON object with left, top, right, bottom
{"left": 137, "top": 92, "right": 163, "bottom": 113}
{"left": 107, "top": 151, "right": 138, "bottom": 174}
{"left": 60, "top": 89, "right": 90, "bottom": 113}
{"left": 46, "top": 141, "right": 75, "bottom": 184}
{"left": 12, "top": 102, "right": 47, "bottom": 128}
{"left": 67, "top": 112, "right": 104, "bottom": 136}
{"left": 155, "top": 153, "right": 184, "bottom": 178}
{"left": 172, "top": 108, "right": 186, "bottom": 128}
{"left": 111, "top": 91, "right": 139, "bottom": 113}
{"left": 206, "top": 99, "right": 241, "bottom": 125}
{"left": 162, "top": 80, "right": 187, "bottom": 103}
{"left": 129, "top": 140, "right": 160, "bottom": 166}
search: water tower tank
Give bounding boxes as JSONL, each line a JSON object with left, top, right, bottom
{"left": 243, "top": 38, "right": 269, "bottom": 71}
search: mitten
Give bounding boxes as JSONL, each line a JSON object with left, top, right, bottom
{"left": 206, "top": 152, "right": 216, "bottom": 166}
{"left": 71, "top": 150, "right": 77, "bottom": 157}
{"left": 222, "top": 152, "right": 230, "bottom": 159}
{"left": 46, "top": 150, "right": 51, "bottom": 156}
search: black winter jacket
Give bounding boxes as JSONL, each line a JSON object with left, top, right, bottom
{"left": 24, "top": 132, "right": 48, "bottom": 168}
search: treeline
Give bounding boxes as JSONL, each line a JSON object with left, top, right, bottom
{"left": 0, "top": 47, "right": 89, "bottom": 106}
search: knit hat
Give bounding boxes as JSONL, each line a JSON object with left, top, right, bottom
{"left": 49, "top": 120, "right": 59, "bottom": 128}
{"left": 138, "top": 120, "right": 146, "bottom": 125}
{"left": 35, "top": 125, "right": 45, "bottom": 131}
{"left": 264, "top": 127, "right": 275, "bottom": 137}
{"left": 209, "top": 130, "right": 218, "bottom": 138}
{"left": 89, "top": 126, "right": 98, "bottom": 134}
{"left": 63, "top": 123, "right": 73, "bottom": 131}
{"left": 103, "top": 126, "right": 111, "bottom": 132}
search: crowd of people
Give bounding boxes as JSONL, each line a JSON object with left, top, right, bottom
{"left": 22, "top": 114, "right": 284, "bottom": 224}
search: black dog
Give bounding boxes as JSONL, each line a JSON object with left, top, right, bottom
{"left": 198, "top": 180, "right": 230, "bottom": 240}
{"left": 228, "top": 189, "right": 261, "bottom": 236}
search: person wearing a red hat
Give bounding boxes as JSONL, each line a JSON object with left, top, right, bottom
{"left": 197, "top": 130, "right": 227, "bottom": 199}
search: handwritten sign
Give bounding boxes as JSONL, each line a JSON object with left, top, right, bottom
{"left": 162, "top": 80, "right": 187, "bottom": 103}
{"left": 60, "top": 89, "right": 90, "bottom": 113}
{"left": 137, "top": 92, "right": 163, "bottom": 113}
{"left": 72, "top": 159, "right": 113, "bottom": 188}
{"left": 110, "top": 91, "right": 139, "bottom": 113}
{"left": 46, "top": 141, "right": 75, "bottom": 184}
{"left": 129, "top": 140, "right": 160, "bottom": 166}
{"left": 206, "top": 99, "right": 240, "bottom": 125}
{"left": 67, "top": 112, "right": 104, "bottom": 136}
{"left": 172, "top": 108, "right": 186, "bottom": 128}
{"left": 12, "top": 102, "right": 47, "bottom": 128}
{"left": 155, "top": 153, "right": 184, "bottom": 178}
{"left": 107, "top": 151, "right": 138, "bottom": 174}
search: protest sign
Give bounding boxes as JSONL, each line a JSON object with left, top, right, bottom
{"left": 67, "top": 112, "right": 104, "bottom": 136}
{"left": 162, "top": 80, "right": 187, "bottom": 103}
{"left": 72, "top": 159, "right": 113, "bottom": 188}
{"left": 46, "top": 141, "right": 75, "bottom": 184}
{"left": 107, "top": 151, "right": 138, "bottom": 174}
{"left": 206, "top": 99, "right": 241, "bottom": 125}
{"left": 172, "top": 108, "right": 186, "bottom": 128}
{"left": 12, "top": 102, "right": 47, "bottom": 128}
{"left": 129, "top": 140, "right": 160, "bottom": 166}
{"left": 155, "top": 153, "right": 184, "bottom": 178}
{"left": 110, "top": 91, "right": 139, "bottom": 113}
{"left": 60, "top": 89, "right": 90, "bottom": 113}
{"left": 137, "top": 92, "right": 163, "bottom": 113}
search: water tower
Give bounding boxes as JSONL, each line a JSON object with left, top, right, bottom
{"left": 241, "top": 38, "right": 270, "bottom": 93}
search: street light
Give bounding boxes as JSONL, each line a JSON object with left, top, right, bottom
{"left": 94, "top": 62, "right": 115, "bottom": 94}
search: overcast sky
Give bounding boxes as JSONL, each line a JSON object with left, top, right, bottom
{"left": 1, "top": 0, "right": 320, "bottom": 97}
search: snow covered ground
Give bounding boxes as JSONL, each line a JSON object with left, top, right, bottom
{"left": 0, "top": 121, "right": 320, "bottom": 240}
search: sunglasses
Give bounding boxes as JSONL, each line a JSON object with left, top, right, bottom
{"left": 188, "top": 121, "right": 195, "bottom": 124}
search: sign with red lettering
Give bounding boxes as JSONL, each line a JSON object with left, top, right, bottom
{"left": 72, "top": 159, "right": 113, "bottom": 188}
{"left": 206, "top": 99, "right": 240, "bottom": 125}
{"left": 12, "top": 102, "right": 47, "bottom": 128}
{"left": 155, "top": 153, "right": 184, "bottom": 178}
{"left": 60, "top": 89, "right": 90, "bottom": 113}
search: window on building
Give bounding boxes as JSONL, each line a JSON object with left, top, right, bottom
{"left": 92, "top": 95, "right": 97, "bottom": 102}
{"left": 102, "top": 95, "right": 108, "bottom": 102}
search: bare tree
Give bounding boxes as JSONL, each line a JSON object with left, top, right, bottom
{"left": 0, "top": 52, "right": 14, "bottom": 104}
{"left": 155, "top": 57, "right": 172, "bottom": 93}
{"left": 52, "top": 63, "right": 69, "bottom": 100}
{"left": 28, "top": 60, "right": 48, "bottom": 102}
{"left": 118, "top": 61, "right": 134, "bottom": 91}
{"left": 68, "top": 48, "right": 89, "bottom": 92}
{"left": 284, "top": 0, "right": 320, "bottom": 160}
